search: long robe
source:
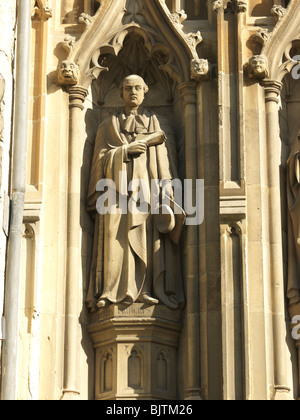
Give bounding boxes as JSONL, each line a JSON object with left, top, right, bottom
{"left": 86, "top": 109, "right": 184, "bottom": 310}
{"left": 287, "top": 138, "right": 300, "bottom": 307}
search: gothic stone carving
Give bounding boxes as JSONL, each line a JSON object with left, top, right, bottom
{"left": 271, "top": 5, "right": 287, "bottom": 23}
{"left": 57, "top": 60, "right": 79, "bottom": 86}
{"left": 88, "top": 303, "right": 182, "bottom": 400}
{"left": 191, "top": 58, "right": 210, "bottom": 82}
{"left": 31, "top": 0, "right": 52, "bottom": 21}
{"left": 86, "top": 75, "right": 185, "bottom": 311}
{"left": 246, "top": 55, "right": 269, "bottom": 80}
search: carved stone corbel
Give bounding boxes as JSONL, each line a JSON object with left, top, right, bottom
{"left": 57, "top": 60, "right": 80, "bottom": 87}
{"left": 191, "top": 58, "right": 210, "bottom": 82}
{"left": 245, "top": 55, "right": 269, "bottom": 80}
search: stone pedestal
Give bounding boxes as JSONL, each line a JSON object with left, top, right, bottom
{"left": 88, "top": 304, "right": 183, "bottom": 400}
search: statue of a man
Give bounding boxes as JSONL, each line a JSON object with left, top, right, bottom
{"left": 87, "top": 75, "right": 184, "bottom": 311}
{"left": 287, "top": 133, "right": 300, "bottom": 314}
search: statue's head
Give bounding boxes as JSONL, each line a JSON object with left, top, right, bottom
{"left": 248, "top": 55, "right": 269, "bottom": 79}
{"left": 191, "top": 58, "right": 209, "bottom": 81}
{"left": 120, "top": 75, "right": 149, "bottom": 109}
{"left": 57, "top": 60, "right": 79, "bottom": 86}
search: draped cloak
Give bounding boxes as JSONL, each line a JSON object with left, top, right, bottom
{"left": 86, "top": 109, "right": 184, "bottom": 310}
{"left": 287, "top": 138, "right": 300, "bottom": 307}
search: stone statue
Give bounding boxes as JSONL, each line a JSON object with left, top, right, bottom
{"left": 87, "top": 75, "right": 185, "bottom": 311}
{"left": 287, "top": 132, "right": 300, "bottom": 313}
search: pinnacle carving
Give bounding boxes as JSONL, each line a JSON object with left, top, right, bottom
{"left": 31, "top": 0, "right": 52, "bottom": 21}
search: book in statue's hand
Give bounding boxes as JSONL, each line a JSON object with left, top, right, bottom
{"left": 135, "top": 131, "right": 167, "bottom": 147}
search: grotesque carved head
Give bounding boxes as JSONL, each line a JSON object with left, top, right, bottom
{"left": 57, "top": 60, "right": 79, "bottom": 86}
{"left": 248, "top": 55, "right": 269, "bottom": 79}
{"left": 120, "top": 75, "right": 149, "bottom": 109}
{"left": 191, "top": 58, "right": 209, "bottom": 81}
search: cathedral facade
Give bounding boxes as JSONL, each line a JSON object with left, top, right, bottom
{"left": 1, "top": 0, "right": 300, "bottom": 400}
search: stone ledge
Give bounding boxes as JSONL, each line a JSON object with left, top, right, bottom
{"left": 89, "top": 303, "right": 183, "bottom": 325}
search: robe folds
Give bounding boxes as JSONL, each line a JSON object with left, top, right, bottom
{"left": 287, "top": 138, "right": 300, "bottom": 307}
{"left": 87, "top": 109, "right": 184, "bottom": 310}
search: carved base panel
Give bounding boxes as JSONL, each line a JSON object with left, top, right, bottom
{"left": 88, "top": 304, "right": 183, "bottom": 400}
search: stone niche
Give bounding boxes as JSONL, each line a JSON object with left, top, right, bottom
{"left": 88, "top": 304, "right": 182, "bottom": 400}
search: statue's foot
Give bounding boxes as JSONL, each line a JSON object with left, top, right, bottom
{"left": 141, "top": 294, "right": 159, "bottom": 305}
{"left": 97, "top": 298, "right": 109, "bottom": 308}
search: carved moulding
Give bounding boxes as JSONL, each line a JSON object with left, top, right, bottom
{"left": 243, "top": 1, "right": 300, "bottom": 84}
{"left": 56, "top": 0, "right": 209, "bottom": 89}
{"left": 88, "top": 304, "right": 182, "bottom": 400}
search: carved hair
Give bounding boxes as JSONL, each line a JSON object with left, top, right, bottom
{"left": 119, "top": 75, "right": 149, "bottom": 98}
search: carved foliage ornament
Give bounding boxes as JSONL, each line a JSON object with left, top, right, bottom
{"left": 213, "top": 0, "right": 247, "bottom": 13}
{"left": 31, "top": 0, "right": 52, "bottom": 21}
{"left": 56, "top": 0, "right": 209, "bottom": 87}
{"left": 212, "top": 0, "right": 224, "bottom": 13}
{"left": 271, "top": 5, "right": 287, "bottom": 23}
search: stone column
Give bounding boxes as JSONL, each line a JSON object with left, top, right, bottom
{"left": 179, "top": 82, "right": 201, "bottom": 400}
{"left": 62, "top": 85, "right": 88, "bottom": 400}
{"left": 261, "top": 78, "right": 290, "bottom": 399}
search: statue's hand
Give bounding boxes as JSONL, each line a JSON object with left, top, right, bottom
{"left": 126, "top": 141, "right": 147, "bottom": 156}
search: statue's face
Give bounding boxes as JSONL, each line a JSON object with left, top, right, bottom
{"left": 250, "top": 56, "right": 267, "bottom": 76}
{"left": 122, "top": 76, "right": 145, "bottom": 108}
{"left": 192, "top": 59, "right": 208, "bottom": 74}
{"left": 58, "top": 60, "right": 79, "bottom": 85}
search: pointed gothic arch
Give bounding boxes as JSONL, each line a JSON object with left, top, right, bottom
{"left": 60, "top": 0, "right": 205, "bottom": 89}
{"left": 262, "top": 0, "right": 300, "bottom": 81}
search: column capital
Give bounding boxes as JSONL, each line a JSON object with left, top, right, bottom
{"left": 261, "top": 79, "right": 283, "bottom": 104}
{"left": 68, "top": 86, "right": 88, "bottom": 110}
{"left": 178, "top": 82, "right": 197, "bottom": 106}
